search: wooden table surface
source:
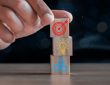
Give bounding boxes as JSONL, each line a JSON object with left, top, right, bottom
{"left": 0, "top": 63, "right": 109, "bottom": 85}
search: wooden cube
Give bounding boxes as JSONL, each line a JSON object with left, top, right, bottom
{"left": 50, "top": 55, "right": 70, "bottom": 75}
{"left": 53, "top": 36, "right": 73, "bottom": 56}
{"left": 50, "top": 18, "right": 69, "bottom": 38}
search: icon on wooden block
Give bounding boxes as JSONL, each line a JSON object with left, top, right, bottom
{"left": 50, "top": 55, "right": 70, "bottom": 75}
{"left": 53, "top": 36, "right": 73, "bottom": 56}
{"left": 50, "top": 18, "right": 69, "bottom": 37}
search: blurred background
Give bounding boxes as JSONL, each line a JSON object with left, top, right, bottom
{"left": 0, "top": 0, "right": 110, "bottom": 63}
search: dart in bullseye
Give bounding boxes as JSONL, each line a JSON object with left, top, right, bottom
{"left": 57, "top": 20, "right": 68, "bottom": 31}
{"left": 50, "top": 18, "right": 69, "bottom": 37}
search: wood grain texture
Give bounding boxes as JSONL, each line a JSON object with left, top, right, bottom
{"left": 0, "top": 64, "right": 109, "bottom": 85}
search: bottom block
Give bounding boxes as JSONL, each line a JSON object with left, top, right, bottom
{"left": 50, "top": 55, "right": 70, "bottom": 75}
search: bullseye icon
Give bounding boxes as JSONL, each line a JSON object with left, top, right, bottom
{"left": 52, "top": 20, "right": 68, "bottom": 36}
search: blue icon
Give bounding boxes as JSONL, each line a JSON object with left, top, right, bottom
{"left": 52, "top": 56, "right": 69, "bottom": 73}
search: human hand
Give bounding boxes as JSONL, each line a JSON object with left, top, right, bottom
{"left": 0, "top": 0, "right": 73, "bottom": 50}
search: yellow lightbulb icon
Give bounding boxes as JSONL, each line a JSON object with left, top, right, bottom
{"left": 58, "top": 41, "right": 68, "bottom": 56}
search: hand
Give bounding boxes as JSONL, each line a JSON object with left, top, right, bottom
{"left": 0, "top": 0, "right": 73, "bottom": 50}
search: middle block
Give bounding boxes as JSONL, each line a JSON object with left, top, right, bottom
{"left": 53, "top": 36, "right": 73, "bottom": 56}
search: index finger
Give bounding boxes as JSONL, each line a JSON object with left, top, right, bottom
{"left": 27, "top": 0, "right": 54, "bottom": 25}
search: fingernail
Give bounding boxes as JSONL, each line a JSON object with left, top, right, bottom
{"left": 11, "top": 37, "right": 15, "bottom": 43}
{"left": 68, "top": 12, "right": 73, "bottom": 22}
{"left": 0, "top": 39, "right": 11, "bottom": 50}
{"left": 43, "top": 13, "right": 54, "bottom": 24}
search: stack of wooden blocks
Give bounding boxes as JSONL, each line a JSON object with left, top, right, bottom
{"left": 50, "top": 18, "right": 73, "bottom": 75}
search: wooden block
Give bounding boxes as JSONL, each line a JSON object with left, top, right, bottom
{"left": 50, "top": 18, "right": 69, "bottom": 38}
{"left": 53, "top": 36, "right": 73, "bottom": 56}
{"left": 50, "top": 55, "right": 70, "bottom": 75}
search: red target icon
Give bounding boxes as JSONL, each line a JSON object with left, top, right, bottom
{"left": 52, "top": 20, "right": 68, "bottom": 36}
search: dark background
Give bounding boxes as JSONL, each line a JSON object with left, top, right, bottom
{"left": 0, "top": 0, "right": 110, "bottom": 63}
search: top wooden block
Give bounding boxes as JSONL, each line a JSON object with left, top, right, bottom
{"left": 50, "top": 18, "right": 69, "bottom": 38}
